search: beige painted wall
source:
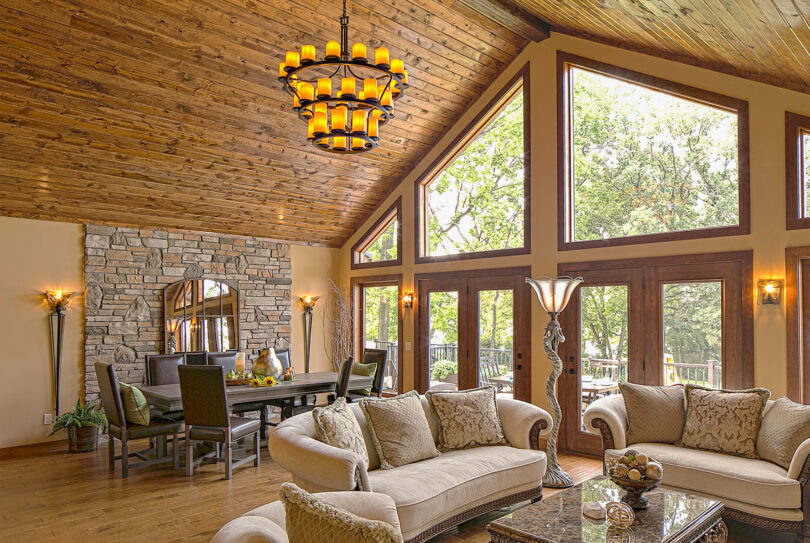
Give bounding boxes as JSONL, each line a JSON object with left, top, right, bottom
{"left": 0, "top": 216, "right": 84, "bottom": 449}
{"left": 290, "top": 244, "right": 341, "bottom": 373}
{"left": 341, "top": 32, "right": 810, "bottom": 411}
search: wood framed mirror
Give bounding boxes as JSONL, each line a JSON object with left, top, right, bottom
{"left": 164, "top": 279, "right": 239, "bottom": 353}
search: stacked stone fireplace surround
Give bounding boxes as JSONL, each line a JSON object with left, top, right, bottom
{"left": 83, "top": 224, "right": 292, "bottom": 403}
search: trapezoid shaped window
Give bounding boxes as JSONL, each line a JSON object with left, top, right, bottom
{"left": 351, "top": 198, "right": 401, "bottom": 269}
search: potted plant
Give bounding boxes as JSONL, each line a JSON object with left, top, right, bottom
{"left": 49, "top": 399, "right": 107, "bottom": 453}
{"left": 431, "top": 360, "right": 458, "bottom": 384}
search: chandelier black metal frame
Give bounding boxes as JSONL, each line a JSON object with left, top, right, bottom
{"left": 278, "top": 0, "right": 408, "bottom": 154}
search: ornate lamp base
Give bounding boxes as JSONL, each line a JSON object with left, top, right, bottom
{"left": 543, "top": 465, "right": 575, "bottom": 488}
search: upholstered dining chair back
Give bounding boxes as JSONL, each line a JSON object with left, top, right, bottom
{"left": 178, "top": 365, "right": 230, "bottom": 429}
{"left": 206, "top": 351, "right": 238, "bottom": 372}
{"left": 334, "top": 357, "right": 355, "bottom": 399}
{"left": 362, "top": 349, "right": 388, "bottom": 397}
{"left": 94, "top": 362, "right": 126, "bottom": 428}
{"left": 145, "top": 353, "right": 185, "bottom": 386}
{"left": 276, "top": 348, "right": 291, "bottom": 371}
{"left": 184, "top": 352, "right": 207, "bottom": 365}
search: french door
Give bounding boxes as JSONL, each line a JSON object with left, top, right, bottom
{"left": 415, "top": 267, "right": 532, "bottom": 402}
{"left": 559, "top": 252, "right": 753, "bottom": 456}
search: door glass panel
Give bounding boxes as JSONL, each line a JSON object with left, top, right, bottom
{"left": 662, "top": 282, "right": 723, "bottom": 388}
{"left": 477, "top": 290, "right": 514, "bottom": 398}
{"left": 579, "top": 285, "right": 628, "bottom": 429}
{"left": 428, "top": 291, "right": 459, "bottom": 391}
{"left": 362, "top": 285, "right": 400, "bottom": 394}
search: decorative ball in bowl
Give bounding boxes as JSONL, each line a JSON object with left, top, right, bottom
{"left": 607, "top": 450, "right": 663, "bottom": 510}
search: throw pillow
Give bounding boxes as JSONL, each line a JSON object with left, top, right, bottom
{"left": 312, "top": 397, "right": 369, "bottom": 467}
{"left": 425, "top": 385, "right": 508, "bottom": 451}
{"left": 119, "top": 382, "right": 150, "bottom": 425}
{"left": 619, "top": 382, "right": 685, "bottom": 444}
{"left": 280, "top": 483, "right": 403, "bottom": 543}
{"left": 351, "top": 362, "right": 377, "bottom": 396}
{"left": 679, "top": 384, "right": 770, "bottom": 458}
{"left": 757, "top": 397, "right": 810, "bottom": 469}
{"left": 359, "top": 391, "right": 439, "bottom": 469}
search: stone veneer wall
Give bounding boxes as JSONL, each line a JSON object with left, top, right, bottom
{"left": 83, "top": 224, "right": 291, "bottom": 402}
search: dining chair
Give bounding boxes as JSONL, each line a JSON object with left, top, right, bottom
{"left": 145, "top": 353, "right": 185, "bottom": 386}
{"left": 94, "top": 362, "right": 181, "bottom": 479}
{"left": 346, "top": 349, "right": 387, "bottom": 402}
{"left": 327, "top": 357, "right": 355, "bottom": 404}
{"left": 177, "top": 365, "right": 260, "bottom": 480}
{"left": 184, "top": 352, "right": 207, "bottom": 365}
{"left": 207, "top": 351, "right": 270, "bottom": 438}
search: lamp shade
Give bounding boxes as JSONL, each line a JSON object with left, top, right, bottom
{"left": 525, "top": 276, "right": 583, "bottom": 315}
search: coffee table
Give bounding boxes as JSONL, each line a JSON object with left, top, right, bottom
{"left": 487, "top": 476, "right": 727, "bottom": 543}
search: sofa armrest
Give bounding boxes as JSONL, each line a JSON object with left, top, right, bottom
{"left": 787, "top": 438, "right": 810, "bottom": 481}
{"left": 211, "top": 516, "right": 289, "bottom": 543}
{"left": 583, "top": 395, "right": 628, "bottom": 452}
{"left": 496, "top": 395, "right": 553, "bottom": 450}
{"left": 268, "top": 423, "right": 371, "bottom": 492}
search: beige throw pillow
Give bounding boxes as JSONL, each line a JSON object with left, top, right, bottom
{"left": 280, "top": 483, "right": 403, "bottom": 543}
{"left": 426, "top": 386, "right": 508, "bottom": 451}
{"left": 757, "top": 397, "right": 810, "bottom": 469}
{"left": 619, "top": 382, "right": 685, "bottom": 444}
{"left": 679, "top": 385, "right": 770, "bottom": 458}
{"left": 359, "top": 391, "right": 439, "bottom": 469}
{"left": 312, "top": 397, "right": 369, "bottom": 467}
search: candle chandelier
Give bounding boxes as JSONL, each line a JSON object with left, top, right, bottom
{"left": 279, "top": 0, "right": 408, "bottom": 154}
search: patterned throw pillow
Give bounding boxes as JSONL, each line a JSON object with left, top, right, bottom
{"left": 757, "top": 397, "right": 810, "bottom": 469}
{"left": 119, "top": 383, "right": 150, "bottom": 426}
{"left": 425, "top": 386, "right": 508, "bottom": 451}
{"left": 359, "top": 391, "right": 439, "bottom": 469}
{"left": 280, "top": 483, "right": 403, "bottom": 543}
{"left": 351, "top": 362, "right": 377, "bottom": 396}
{"left": 619, "top": 382, "right": 685, "bottom": 444}
{"left": 679, "top": 385, "right": 770, "bottom": 458}
{"left": 312, "top": 397, "right": 369, "bottom": 467}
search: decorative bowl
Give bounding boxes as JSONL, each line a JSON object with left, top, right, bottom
{"left": 608, "top": 474, "right": 660, "bottom": 509}
{"left": 607, "top": 449, "right": 663, "bottom": 509}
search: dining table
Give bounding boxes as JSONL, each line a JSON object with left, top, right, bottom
{"left": 140, "top": 371, "right": 374, "bottom": 419}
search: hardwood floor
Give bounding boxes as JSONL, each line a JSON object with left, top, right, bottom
{"left": 0, "top": 439, "right": 780, "bottom": 542}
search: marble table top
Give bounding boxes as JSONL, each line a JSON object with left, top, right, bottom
{"left": 487, "top": 476, "right": 724, "bottom": 543}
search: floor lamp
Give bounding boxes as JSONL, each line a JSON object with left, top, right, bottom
{"left": 300, "top": 295, "right": 319, "bottom": 373}
{"left": 44, "top": 290, "right": 75, "bottom": 416}
{"left": 525, "top": 276, "right": 583, "bottom": 489}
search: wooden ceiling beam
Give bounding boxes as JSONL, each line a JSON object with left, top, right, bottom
{"left": 454, "top": 0, "right": 550, "bottom": 43}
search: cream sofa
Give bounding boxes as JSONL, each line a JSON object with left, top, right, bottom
{"left": 268, "top": 394, "right": 552, "bottom": 543}
{"left": 211, "top": 490, "right": 402, "bottom": 543}
{"left": 584, "top": 394, "right": 810, "bottom": 540}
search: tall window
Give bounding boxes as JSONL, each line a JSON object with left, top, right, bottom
{"left": 416, "top": 66, "right": 530, "bottom": 263}
{"left": 558, "top": 53, "right": 750, "bottom": 250}
{"left": 786, "top": 112, "right": 810, "bottom": 229}
{"left": 351, "top": 275, "right": 403, "bottom": 395}
{"left": 351, "top": 198, "right": 401, "bottom": 269}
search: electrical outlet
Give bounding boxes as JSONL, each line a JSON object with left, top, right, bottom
{"left": 405, "top": 341, "right": 412, "bottom": 351}
{"left": 43, "top": 413, "right": 53, "bottom": 425}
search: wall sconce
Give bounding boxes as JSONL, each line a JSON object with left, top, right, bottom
{"left": 299, "top": 295, "right": 320, "bottom": 373}
{"left": 401, "top": 291, "right": 414, "bottom": 309}
{"left": 757, "top": 279, "right": 783, "bottom": 305}
{"left": 166, "top": 318, "right": 180, "bottom": 354}
{"left": 44, "top": 290, "right": 76, "bottom": 415}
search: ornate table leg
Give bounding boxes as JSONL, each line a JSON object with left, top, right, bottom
{"left": 699, "top": 520, "right": 728, "bottom": 543}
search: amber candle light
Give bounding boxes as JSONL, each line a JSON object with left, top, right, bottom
{"left": 301, "top": 45, "right": 315, "bottom": 62}
{"left": 375, "top": 46, "right": 389, "bottom": 65}
{"left": 363, "top": 78, "right": 378, "bottom": 100}
{"left": 285, "top": 51, "right": 300, "bottom": 68}
{"left": 316, "top": 78, "right": 331, "bottom": 98}
{"left": 332, "top": 106, "right": 347, "bottom": 132}
{"left": 341, "top": 77, "right": 356, "bottom": 97}
{"left": 325, "top": 40, "right": 340, "bottom": 58}
{"left": 352, "top": 42, "right": 366, "bottom": 60}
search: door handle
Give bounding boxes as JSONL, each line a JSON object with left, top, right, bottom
{"left": 515, "top": 364, "right": 523, "bottom": 371}
{"left": 567, "top": 368, "right": 576, "bottom": 375}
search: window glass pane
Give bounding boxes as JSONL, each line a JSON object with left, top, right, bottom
{"left": 426, "top": 91, "right": 524, "bottom": 256}
{"left": 579, "top": 285, "right": 628, "bottom": 429}
{"left": 571, "top": 67, "right": 739, "bottom": 242}
{"left": 362, "top": 285, "right": 399, "bottom": 393}
{"left": 428, "top": 291, "right": 459, "bottom": 391}
{"left": 358, "top": 218, "right": 398, "bottom": 263}
{"left": 478, "top": 290, "right": 513, "bottom": 398}
{"left": 804, "top": 133, "right": 810, "bottom": 217}
{"left": 662, "top": 282, "right": 722, "bottom": 388}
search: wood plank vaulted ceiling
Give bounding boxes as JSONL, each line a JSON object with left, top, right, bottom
{"left": 1, "top": 0, "right": 810, "bottom": 246}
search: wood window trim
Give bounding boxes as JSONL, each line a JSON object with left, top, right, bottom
{"left": 350, "top": 274, "right": 404, "bottom": 395}
{"left": 786, "top": 112, "right": 810, "bottom": 230}
{"left": 414, "top": 63, "right": 531, "bottom": 264}
{"left": 557, "top": 52, "right": 751, "bottom": 251}
{"left": 413, "top": 266, "right": 532, "bottom": 400}
{"left": 786, "top": 246, "right": 810, "bottom": 402}
{"left": 351, "top": 198, "right": 402, "bottom": 270}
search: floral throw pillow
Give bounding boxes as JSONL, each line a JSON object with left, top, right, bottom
{"left": 425, "top": 386, "right": 508, "bottom": 452}
{"left": 312, "top": 398, "right": 369, "bottom": 467}
{"left": 679, "top": 384, "right": 770, "bottom": 458}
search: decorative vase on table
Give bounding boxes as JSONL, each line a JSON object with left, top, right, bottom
{"left": 525, "top": 276, "right": 583, "bottom": 488}
{"left": 252, "top": 347, "right": 283, "bottom": 379}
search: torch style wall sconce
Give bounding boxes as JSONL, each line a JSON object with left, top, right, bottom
{"left": 758, "top": 279, "right": 783, "bottom": 305}
{"left": 299, "top": 296, "right": 320, "bottom": 373}
{"left": 401, "top": 291, "right": 414, "bottom": 309}
{"left": 44, "top": 290, "right": 76, "bottom": 415}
